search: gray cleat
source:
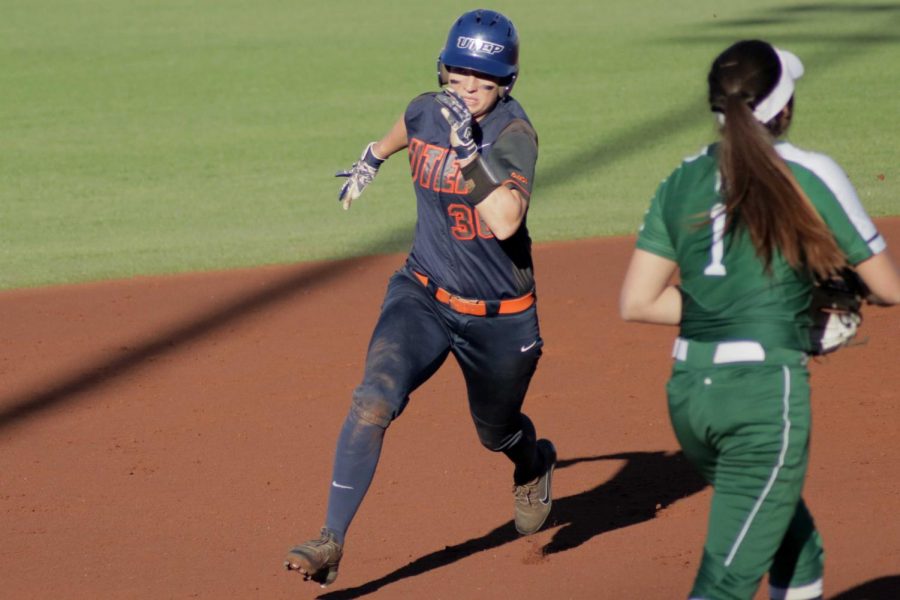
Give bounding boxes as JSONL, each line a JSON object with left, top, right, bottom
{"left": 513, "top": 439, "right": 557, "bottom": 535}
{"left": 284, "top": 528, "right": 343, "bottom": 587}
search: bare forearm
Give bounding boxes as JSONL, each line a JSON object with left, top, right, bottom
{"left": 620, "top": 285, "right": 682, "bottom": 325}
{"left": 336, "top": 116, "right": 408, "bottom": 211}
{"left": 857, "top": 250, "right": 900, "bottom": 306}
{"left": 619, "top": 249, "right": 682, "bottom": 325}
{"left": 372, "top": 116, "right": 408, "bottom": 159}
{"left": 475, "top": 186, "right": 526, "bottom": 240}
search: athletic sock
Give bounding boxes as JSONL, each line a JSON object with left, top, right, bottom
{"left": 324, "top": 409, "right": 386, "bottom": 544}
{"left": 503, "top": 414, "right": 540, "bottom": 485}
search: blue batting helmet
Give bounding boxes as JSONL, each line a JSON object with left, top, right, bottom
{"left": 437, "top": 9, "right": 519, "bottom": 95}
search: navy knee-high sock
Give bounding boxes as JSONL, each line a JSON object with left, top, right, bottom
{"left": 324, "top": 410, "right": 385, "bottom": 544}
{"left": 503, "top": 414, "right": 540, "bottom": 485}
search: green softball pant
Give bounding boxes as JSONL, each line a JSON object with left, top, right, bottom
{"left": 667, "top": 339, "right": 824, "bottom": 600}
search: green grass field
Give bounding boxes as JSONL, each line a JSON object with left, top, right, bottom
{"left": 2, "top": 0, "right": 898, "bottom": 289}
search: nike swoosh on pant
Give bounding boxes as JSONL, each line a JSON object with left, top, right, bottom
{"left": 520, "top": 341, "right": 538, "bottom": 352}
{"left": 331, "top": 481, "right": 354, "bottom": 490}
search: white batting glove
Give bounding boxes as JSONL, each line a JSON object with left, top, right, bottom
{"left": 335, "top": 142, "right": 385, "bottom": 210}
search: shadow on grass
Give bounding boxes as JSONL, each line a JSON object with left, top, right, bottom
{"left": 701, "top": 0, "right": 900, "bottom": 28}
{"left": 765, "top": 2, "right": 900, "bottom": 16}
{"left": 315, "top": 451, "right": 707, "bottom": 599}
{"left": 540, "top": 2, "right": 900, "bottom": 194}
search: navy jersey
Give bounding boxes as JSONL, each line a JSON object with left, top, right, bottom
{"left": 404, "top": 93, "right": 538, "bottom": 300}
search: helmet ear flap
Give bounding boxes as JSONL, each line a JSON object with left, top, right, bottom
{"left": 500, "top": 73, "right": 516, "bottom": 98}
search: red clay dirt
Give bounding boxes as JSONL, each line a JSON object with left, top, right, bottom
{"left": 1, "top": 219, "right": 899, "bottom": 600}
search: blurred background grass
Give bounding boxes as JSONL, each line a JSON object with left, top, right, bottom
{"left": 2, "top": 0, "right": 898, "bottom": 289}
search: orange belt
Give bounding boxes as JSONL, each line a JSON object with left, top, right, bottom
{"left": 413, "top": 271, "right": 534, "bottom": 317}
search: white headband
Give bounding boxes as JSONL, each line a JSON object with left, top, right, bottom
{"left": 752, "top": 47, "right": 804, "bottom": 123}
{"left": 715, "top": 46, "right": 804, "bottom": 126}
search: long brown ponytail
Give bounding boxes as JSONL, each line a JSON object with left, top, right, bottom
{"left": 709, "top": 41, "right": 845, "bottom": 279}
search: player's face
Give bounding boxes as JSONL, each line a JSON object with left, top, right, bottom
{"left": 446, "top": 68, "right": 502, "bottom": 120}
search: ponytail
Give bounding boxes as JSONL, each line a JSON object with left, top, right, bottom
{"left": 710, "top": 41, "right": 846, "bottom": 279}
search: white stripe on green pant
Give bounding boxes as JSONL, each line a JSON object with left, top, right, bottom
{"left": 667, "top": 339, "right": 824, "bottom": 600}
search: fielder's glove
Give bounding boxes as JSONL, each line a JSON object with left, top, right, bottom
{"left": 435, "top": 89, "right": 478, "bottom": 161}
{"left": 336, "top": 142, "right": 385, "bottom": 210}
{"left": 808, "top": 267, "right": 869, "bottom": 355}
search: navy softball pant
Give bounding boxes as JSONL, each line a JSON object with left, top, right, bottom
{"left": 324, "top": 268, "right": 545, "bottom": 540}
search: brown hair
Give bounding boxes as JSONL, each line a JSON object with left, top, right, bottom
{"left": 708, "top": 40, "right": 845, "bottom": 278}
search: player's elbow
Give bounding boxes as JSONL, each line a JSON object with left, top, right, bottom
{"left": 856, "top": 251, "right": 900, "bottom": 306}
{"left": 870, "top": 287, "right": 900, "bottom": 306}
{"left": 484, "top": 207, "right": 525, "bottom": 240}
{"left": 491, "top": 221, "right": 520, "bottom": 241}
{"left": 619, "top": 293, "right": 646, "bottom": 322}
{"left": 620, "top": 305, "right": 644, "bottom": 322}
{"left": 480, "top": 187, "right": 526, "bottom": 240}
{"left": 871, "top": 272, "right": 900, "bottom": 305}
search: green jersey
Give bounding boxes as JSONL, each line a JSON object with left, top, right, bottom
{"left": 637, "top": 142, "right": 885, "bottom": 351}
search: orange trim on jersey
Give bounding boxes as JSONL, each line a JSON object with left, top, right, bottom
{"left": 412, "top": 271, "right": 534, "bottom": 317}
{"left": 509, "top": 171, "right": 529, "bottom": 186}
{"left": 502, "top": 177, "right": 531, "bottom": 198}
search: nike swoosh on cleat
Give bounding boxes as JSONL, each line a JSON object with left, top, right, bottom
{"left": 331, "top": 481, "right": 354, "bottom": 490}
{"left": 520, "top": 340, "right": 538, "bottom": 352}
{"left": 540, "top": 469, "right": 553, "bottom": 504}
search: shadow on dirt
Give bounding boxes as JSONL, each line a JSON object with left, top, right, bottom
{"left": 0, "top": 254, "right": 386, "bottom": 436}
{"left": 318, "top": 450, "right": 707, "bottom": 599}
{"left": 831, "top": 575, "right": 900, "bottom": 600}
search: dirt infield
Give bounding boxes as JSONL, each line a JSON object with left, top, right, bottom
{"left": 2, "top": 219, "right": 898, "bottom": 599}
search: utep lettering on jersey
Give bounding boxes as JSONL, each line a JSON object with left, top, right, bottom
{"left": 408, "top": 138, "right": 468, "bottom": 195}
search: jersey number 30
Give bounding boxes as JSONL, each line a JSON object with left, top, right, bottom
{"left": 448, "top": 203, "right": 494, "bottom": 240}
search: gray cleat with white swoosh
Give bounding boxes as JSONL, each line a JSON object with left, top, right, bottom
{"left": 513, "top": 439, "right": 556, "bottom": 535}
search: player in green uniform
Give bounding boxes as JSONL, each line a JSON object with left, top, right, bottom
{"left": 619, "top": 40, "right": 900, "bottom": 600}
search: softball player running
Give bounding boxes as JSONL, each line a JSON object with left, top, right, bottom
{"left": 284, "top": 9, "right": 556, "bottom": 587}
{"left": 619, "top": 40, "right": 900, "bottom": 599}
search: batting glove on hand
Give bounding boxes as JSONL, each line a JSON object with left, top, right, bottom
{"left": 435, "top": 89, "right": 478, "bottom": 162}
{"left": 336, "top": 142, "right": 385, "bottom": 211}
